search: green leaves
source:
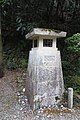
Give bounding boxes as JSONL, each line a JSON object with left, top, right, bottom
{"left": 0, "top": 0, "right": 4, "bottom": 6}
{"left": 63, "top": 33, "right": 80, "bottom": 94}
{"left": 66, "top": 33, "right": 80, "bottom": 53}
{"left": 65, "top": 75, "right": 80, "bottom": 94}
{"left": 0, "top": 0, "right": 4, "bottom": 3}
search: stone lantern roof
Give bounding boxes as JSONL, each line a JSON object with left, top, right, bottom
{"left": 26, "top": 28, "right": 67, "bottom": 48}
{"left": 26, "top": 28, "right": 67, "bottom": 40}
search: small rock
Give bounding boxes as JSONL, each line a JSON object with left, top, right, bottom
{"left": 13, "top": 115, "right": 17, "bottom": 119}
{"left": 18, "top": 99, "right": 21, "bottom": 103}
{"left": 47, "top": 115, "right": 51, "bottom": 118}
{"left": 38, "top": 110, "right": 41, "bottom": 113}
{"left": 25, "top": 98, "right": 28, "bottom": 101}
{"left": 48, "top": 105, "right": 51, "bottom": 108}
{"left": 40, "top": 108, "right": 43, "bottom": 111}
{"left": 61, "top": 105, "right": 64, "bottom": 108}
{"left": 22, "top": 101, "right": 25, "bottom": 105}
{"left": 20, "top": 108, "right": 23, "bottom": 111}
{"left": 43, "top": 106, "right": 46, "bottom": 109}
{"left": 23, "top": 88, "right": 25, "bottom": 92}
{"left": 17, "top": 92, "right": 20, "bottom": 96}
{"left": 36, "top": 115, "right": 39, "bottom": 118}
{"left": 60, "top": 113, "right": 63, "bottom": 116}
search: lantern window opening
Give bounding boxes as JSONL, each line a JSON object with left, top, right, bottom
{"left": 33, "top": 39, "right": 38, "bottom": 47}
{"left": 43, "top": 39, "right": 53, "bottom": 47}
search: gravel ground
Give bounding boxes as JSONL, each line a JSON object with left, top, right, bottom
{"left": 0, "top": 70, "right": 34, "bottom": 120}
{"left": 0, "top": 70, "right": 80, "bottom": 120}
{"left": 34, "top": 107, "right": 80, "bottom": 120}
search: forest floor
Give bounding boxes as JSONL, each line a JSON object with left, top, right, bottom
{"left": 0, "top": 69, "right": 80, "bottom": 120}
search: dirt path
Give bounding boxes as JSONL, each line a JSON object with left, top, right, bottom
{"left": 0, "top": 70, "right": 34, "bottom": 120}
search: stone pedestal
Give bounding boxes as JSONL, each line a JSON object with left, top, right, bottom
{"left": 25, "top": 28, "right": 66, "bottom": 109}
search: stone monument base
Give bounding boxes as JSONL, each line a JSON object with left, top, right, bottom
{"left": 25, "top": 47, "right": 64, "bottom": 109}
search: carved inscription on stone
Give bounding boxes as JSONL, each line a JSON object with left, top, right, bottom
{"left": 50, "top": 67, "right": 57, "bottom": 81}
{"left": 44, "top": 56, "right": 55, "bottom": 61}
{"left": 37, "top": 67, "right": 57, "bottom": 82}
{"left": 43, "top": 55, "right": 55, "bottom": 66}
{"left": 38, "top": 67, "right": 51, "bottom": 82}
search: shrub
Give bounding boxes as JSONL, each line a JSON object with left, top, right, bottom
{"left": 63, "top": 33, "right": 80, "bottom": 94}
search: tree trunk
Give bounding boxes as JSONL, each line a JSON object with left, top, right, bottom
{"left": 0, "top": 8, "right": 4, "bottom": 78}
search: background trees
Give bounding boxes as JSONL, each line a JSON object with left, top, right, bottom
{"left": 1, "top": 0, "right": 80, "bottom": 36}
{"left": 0, "top": 0, "right": 80, "bottom": 93}
{"left": 0, "top": 1, "right": 4, "bottom": 77}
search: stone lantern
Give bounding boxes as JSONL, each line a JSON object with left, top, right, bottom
{"left": 25, "top": 28, "right": 67, "bottom": 109}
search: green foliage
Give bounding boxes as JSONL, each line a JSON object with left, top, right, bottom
{"left": 73, "top": 95, "right": 80, "bottom": 106}
{"left": 0, "top": 0, "right": 4, "bottom": 5}
{"left": 65, "top": 76, "right": 80, "bottom": 94}
{"left": 3, "top": 48, "right": 28, "bottom": 70}
{"left": 19, "top": 58, "right": 28, "bottom": 68}
{"left": 6, "top": 58, "right": 18, "bottom": 70}
{"left": 63, "top": 33, "right": 80, "bottom": 94}
{"left": 2, "top": 0, "right": 80, "bottom": 38}
{"left": 66, "top": 33, "right": 80, "bottom": 53}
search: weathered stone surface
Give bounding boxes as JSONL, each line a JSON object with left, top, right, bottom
{"left": 68, "top": 88, "right": 73, "bottom": 109}
{"left": 26, "top": 28, "right": 67, "bottom": 39}
{"left": 26, "top": 47, "right": 64, "bottom": 109}
{"left": 26, "top": 28, "right": 66, "bottom": 109}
